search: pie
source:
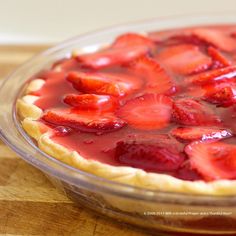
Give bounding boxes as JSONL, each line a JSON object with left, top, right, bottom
{"left": 17, "top": 24, "right": 236, "bottom": 196}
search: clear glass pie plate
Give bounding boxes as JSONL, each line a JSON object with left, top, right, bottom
{"left": 0, "top": 14, "right": 236, "bottom": 235}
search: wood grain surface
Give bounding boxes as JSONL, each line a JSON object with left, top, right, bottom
{"left": 0, "top": 45, "right": 152, "bottom": 236}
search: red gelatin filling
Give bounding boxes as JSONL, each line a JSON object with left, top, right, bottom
{"left": 31, "top": 27, "right": 236, "bottom": 181}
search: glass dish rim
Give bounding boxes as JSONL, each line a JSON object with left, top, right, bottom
{"left": 1, "top": 13, "right": 236, "bottom": 204}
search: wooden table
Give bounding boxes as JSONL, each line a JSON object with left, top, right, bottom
{"left": 0, "top": 45, "right": 151, "bottom": 236}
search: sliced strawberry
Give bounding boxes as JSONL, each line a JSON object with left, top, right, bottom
{"left": 67, "top": 71, "right": 142, "bottom": 97}
{"left": 42, "top": 108, "right": 126, "bottom": 133}
{"left": 117, "top": 94, "right": 173, "bottom": 130}
{"left": 185, "top": 141, "right": 236, "bottom": 181}
{"left": 171, "top": 127, "right": 232, "bottom": 142}
{"left": 186, "top": 65, "right": 236, "bottom": 85}
{"left": 156, "top": 44, "right": 212, "bottom": 75}
{"left": 172, "top": 98, "right": 221, "bottom": 126}
{"left": 75, "top": 33, "right": 155, "bottom": 69}
{"left": 112, "top": 33, "right": 155, "bottom": 49}
{"left": 203, "top": 82, "right": 236, "bottom": 107}
{"left": 193, "top": 28, "right": 236, "bottom": 52}
{"left": 129, "top": 56, "right": 176, "bottom": 95}
{"left": 63, "top": 94, "right": 117, "bottom": 111}
{"left": 207, "top": 46, "right": 232, "bottom": 68}
{"left": 76, "top": 45, "right": 149, "bottom": 69}
{"left": 174, "top": 161, "right": 202, "bottom": 181}
{"left": 163, "top": 34, "right": 209, "bottom": 47}
{"left": 115, "top": 134, "right": 185, "bottom": 172}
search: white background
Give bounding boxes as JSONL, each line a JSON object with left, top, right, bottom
{"left": 1, "top": 0, "right": 236, "bottom": 44}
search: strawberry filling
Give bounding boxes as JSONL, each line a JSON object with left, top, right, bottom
{"left": 30, "top": 26, "right": 236, "bottom": 182}
{"left": 115, "top": 135, "right": 186, "bottom": 172}
{"left": 156, "top": 44, "right": 212, "bottom": 75}
{"left": 67, "top": 71, "right": 143, "bottom": 97}
{"left": 63, "top": 94, "right": 117, "bottom": 111}
{"left": 185, "top": 141, "right": 236, "bottom": 181}
{"left": 129, "top": 56, "right": 177, "bottom": 95}
{"left": 42, "top": 108, "right": 126, "bottom": 133}
{"left": 203, "top": 82, "right": 236, "bottom": 107}
{"left": 207, "top": 46, "right": 232, "bottom": 69}
{"left": 117, "top": 94, "right": 173, "bottom": 130}
{"left": 186, "top": 65, "right": 236, "bottom": 85}
{"left": 112, "top": 33, "right": 155, "bottom": 49}
{"left": 171, "top": 127, "right": 232, "bottom": 142}
{"left": 192, "top": 28, "right": 236, "bottom": 52}
{"left": 76, "top": 33, "right": 154, "bottom": 69}
{"left": 172, "top": 98, "right": 221, "bottom": 126}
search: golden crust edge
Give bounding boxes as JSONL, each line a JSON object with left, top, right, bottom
{"left": 16, "top": 79, "right": 45, "bottom": 120}
{"left": 17, "top": 79, "right": 236, "bottom": 196}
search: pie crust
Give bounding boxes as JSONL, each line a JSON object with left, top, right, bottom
{"left": 17, "top": 78, "right": 236, "bottom": 196}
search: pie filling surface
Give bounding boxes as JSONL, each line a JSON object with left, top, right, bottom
{"left": 22, "top": 24, "right": 236, "bottom": 183}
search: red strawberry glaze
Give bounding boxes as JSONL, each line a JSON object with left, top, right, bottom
{"left": 32, "top": 71, "right": 77, "bottom": 110}
{"left": 28, "top": 25, "right": 236, "bottom": 182}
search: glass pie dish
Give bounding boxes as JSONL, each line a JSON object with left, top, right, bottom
{"left": 1, "top": 14, "right": 236, "bottom": 235}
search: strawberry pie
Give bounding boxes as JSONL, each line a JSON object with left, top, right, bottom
{"left": 17, "top": 25, "right": 236, "bottom": 195}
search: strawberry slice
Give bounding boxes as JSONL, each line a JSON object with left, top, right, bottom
{"left": 203, "top": 82, "right": 236, "bottom": 107}
{"left": 42, "top": 108, "right": 126, "bottom": 133}
{"left": 156, "top": 44, "right": 212, "bottom": 75}
{"left": 76, "top": 33, "right": 155, "bottom": 69}
{"left": 207, "top": 46, "right": 232, "bottom": 68}
{"left": 129, "top": 56, "right": 176, "bottom": 95}
{"left": 172, "top": 98, "right": 221, "bottom": 126}
{"left": 193, "top": 28, "right": 236, "bottom": 52}
{"left": 185, "top": 141, "right": 236, "bottom": 181}
{"left": 63, "top": 94, "right": 117, "bottom": 111}
{"left": 175, "top": 161, "right": 202, "bottom": 181}
{"left": 163, "top": 34, "right": 210, "bottom": 47}
{"left": 186, "top": 65, "right": 236, "bottom": 85}
{"left": 76, "top": 45, "right": 149, "bottom": 69}
{"left": 117, "top": 94, "right": 173, "bottom": 130}
{"left": 112, "top": 33, "right": 155, "bottom": 49}
{"left": 67, "top": 71, "right": 142, "bottom": 97}
{"left": 171, "top": 127, "right": 232, "bottom": 142}
{"left": 115, "top": 134, "right": 186, "bottom": 172}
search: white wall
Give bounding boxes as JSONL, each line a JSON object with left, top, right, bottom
{"left": 0, "top": 0, "right": 236, "bottom": 44}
